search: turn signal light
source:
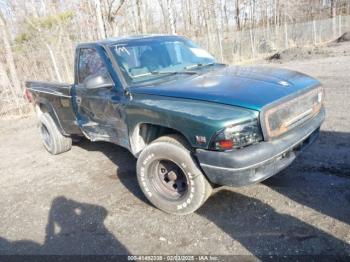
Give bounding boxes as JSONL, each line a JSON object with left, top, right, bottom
{"left": 218, "top": 140, "right": 234, "bottom": 150}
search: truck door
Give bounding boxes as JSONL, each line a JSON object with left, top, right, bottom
{"left": 72, "top": 46, "right": 129, "bottom": 148}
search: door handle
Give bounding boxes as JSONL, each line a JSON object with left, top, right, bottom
{"left": 76, "top": 97, "right": 82, "bottom": 105}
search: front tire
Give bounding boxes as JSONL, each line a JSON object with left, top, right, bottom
{"left": 38, "top": 112, "right": 72, "bottom": 155}
{"left": 136, "top": 135, "right": 212, "bottom": 215}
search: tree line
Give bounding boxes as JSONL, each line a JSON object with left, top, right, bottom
{"left": 0, "top": 0, "right": 349, "bottom": 117}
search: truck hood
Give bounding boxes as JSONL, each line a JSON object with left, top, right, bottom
{"left": 130, "top": 66, "right": 320, "bottom": 111}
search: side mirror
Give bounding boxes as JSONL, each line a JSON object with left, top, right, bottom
{"left": 84, "top": 72, "right": 114, "bottom": 90}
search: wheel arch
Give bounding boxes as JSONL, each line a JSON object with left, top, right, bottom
{"left": 35, "top": 99, "right": 68, "bottom": 136}
{"left": 129, "top": 122, "right": 192, "bottom": 157}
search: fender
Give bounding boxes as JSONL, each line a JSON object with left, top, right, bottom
{"left": 34, "top": 96, "right": 69, "bottom": 136}
{"left": 126, "top": 93, "right": 258, "bottom": 153}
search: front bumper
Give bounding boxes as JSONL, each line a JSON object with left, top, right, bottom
{"left": 195, "top": 108, "right": 325, "bottom": 187}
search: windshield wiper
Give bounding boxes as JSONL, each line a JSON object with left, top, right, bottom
{"left": 131, "top": 71, "right": 196, "bottom": 78}
{"left": 184, "top": 62, "right": 216, "bottom": 70}
{"left": 150, "top": 70, "right": 197, "bottom": 75}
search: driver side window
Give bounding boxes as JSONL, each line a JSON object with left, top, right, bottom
{"left": 78, "top": 48, "right": 109, "bottom": 84}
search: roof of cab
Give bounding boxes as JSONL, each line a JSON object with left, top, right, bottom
{"left": 77, "top": 34, "right": 182, "bottom": 48}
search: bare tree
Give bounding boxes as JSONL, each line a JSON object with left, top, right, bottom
{"left": 95, "top": 0, "right": 107, "bottom": 39}
{"left": 105, "top": 0, "right": 126, "bottom": 36}
{"left": 0, "top": 13, "right": 22, "bottom": 106}
{"left": 1, "top": 0, "right": 350, "bottom": 117}
{"left": 167, "top": 0, "right": 176, "bottom": 34}
{"left": 235, "top": 0, "right": 241, "bottom": 30}
{"left": 136, "top": 0, "right": 147, "bottom": 34}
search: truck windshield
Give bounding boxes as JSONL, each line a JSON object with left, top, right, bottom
{"left": 109, "top": 37, "right": 216, "bottom": 86}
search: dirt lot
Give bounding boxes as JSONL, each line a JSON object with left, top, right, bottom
{"left": 0, "top": 42, "right": 350, "bottom": 258}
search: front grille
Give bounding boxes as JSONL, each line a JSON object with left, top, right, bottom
{"left": 261, "top": 86, "right": 324, "bottom": 140}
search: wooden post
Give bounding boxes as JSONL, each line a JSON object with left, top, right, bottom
{"left": 331, "top": 0, "right": 337, "bottom": 39}
{"left": 249, "top": 28, "right": 255, "bottom": 59}
{"left": 313, "top": 20, "right": 317, "bottom": 46}
{"left": 284, "top": 21, "right": 288, "bottom": 49}
{"left": 217, "top": 25, "right": 224, "bottom": 62}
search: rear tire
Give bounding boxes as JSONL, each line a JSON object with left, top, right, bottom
{"left": 136, "top": 134, "right": 212, "bottom": 215}
{"left": 38, "top": 112, "right": 72, "bottom": 155}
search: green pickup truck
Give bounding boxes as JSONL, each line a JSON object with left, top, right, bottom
{"left": 25, "top": 35, "right": 325, "bottom": 214}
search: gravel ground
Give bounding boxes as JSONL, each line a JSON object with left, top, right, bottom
{"left": 0, "top": 43, "right": 349, "bottom": 258}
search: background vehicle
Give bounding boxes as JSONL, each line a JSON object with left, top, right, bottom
{"left": 25, "top": 35, "right": 325, "bottom": 215}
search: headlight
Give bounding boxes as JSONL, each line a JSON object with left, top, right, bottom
{"left": 209, "top": 120, "right": 263, "bottom": 151}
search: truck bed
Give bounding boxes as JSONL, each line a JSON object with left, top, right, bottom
{"left": 26, "top": 81, "right": 72, "bottom": 98}
{"left": 25, "top": 81, "right": 81, "bottom": 136}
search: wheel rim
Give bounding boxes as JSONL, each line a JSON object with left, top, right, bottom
{"left": 40, "top": 124, "right": 52, "bottom": 150}
{"left": 149, "top": 159, "right": 189, "bottom": 201}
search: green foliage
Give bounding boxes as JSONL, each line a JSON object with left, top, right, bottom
{"left": 28, "top": 11, "right": 74, "bottom": 31}
{"left": 14, "top": 33, "right": 32, "bottom": 45}
{"left": 14, "top": 11, "right": 75, "bottom": 47}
